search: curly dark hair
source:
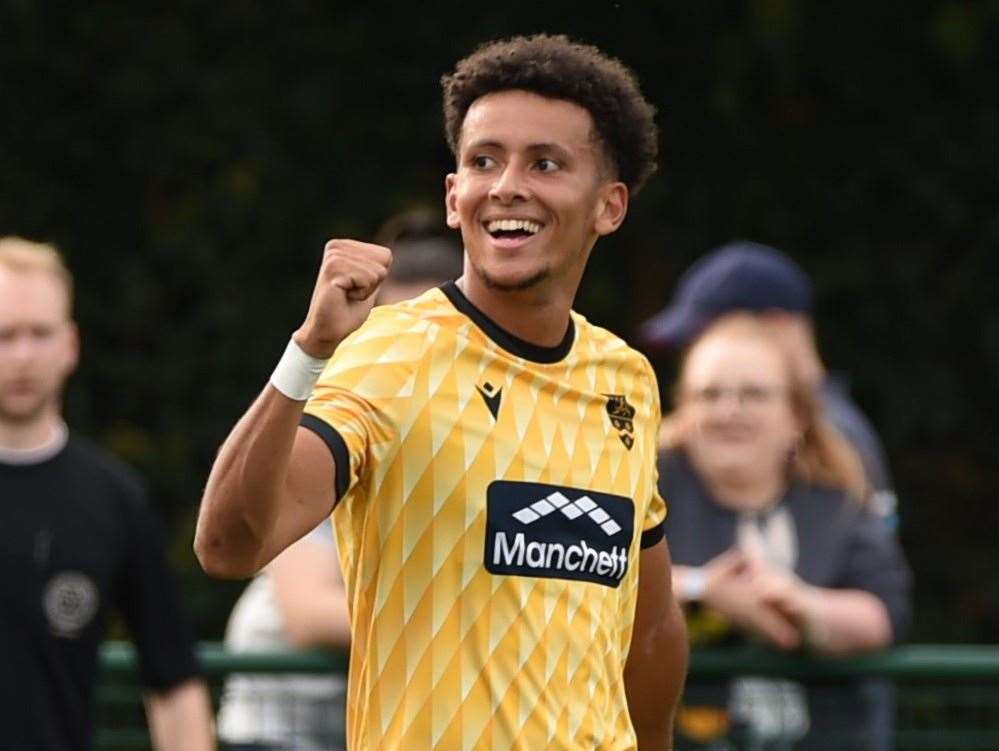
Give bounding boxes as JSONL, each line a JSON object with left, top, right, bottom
{"left": 441, "top": 34, "right": 659, "bottom": 195}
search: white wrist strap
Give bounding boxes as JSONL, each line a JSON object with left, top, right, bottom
{"left": 269, "top": 337, "right": 328, "bottom": 401}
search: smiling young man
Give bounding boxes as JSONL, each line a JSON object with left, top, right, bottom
{"left": 195, "top": 34, "right": 687, "bottom": 750}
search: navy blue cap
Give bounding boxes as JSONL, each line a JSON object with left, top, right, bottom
{"left": 639, "top": 241, "right": 814, "bottom": 350}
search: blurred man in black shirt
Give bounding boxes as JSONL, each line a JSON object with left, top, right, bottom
{"left": 0, "top": 236, "right": 214, "bottom": 751}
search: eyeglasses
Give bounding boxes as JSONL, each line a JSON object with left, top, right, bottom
{"left": 685, "top": 384, "right": 788, "bottom": 408}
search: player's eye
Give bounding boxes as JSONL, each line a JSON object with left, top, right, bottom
{"left": 535, "top": 158, "right": 560, "bottom": 172}
{"left": 471, "top": 155, "right": 496, "bottom": 169}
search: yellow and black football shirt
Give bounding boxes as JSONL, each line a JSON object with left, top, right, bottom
{"left": 302, "top": 281, "right": 666, "bottom": 751}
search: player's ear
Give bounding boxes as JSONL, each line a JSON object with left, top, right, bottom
{"left": 593, "top": 181, "right": 628, "bottom": 237}
{"left": 445, "top": 173, "right": 461, "bottom": 229}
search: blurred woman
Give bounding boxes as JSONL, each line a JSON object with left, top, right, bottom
{"left": 660, "top": 313, "right": 911, "bottom": 751}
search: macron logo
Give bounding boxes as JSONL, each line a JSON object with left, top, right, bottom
{"left": 511, "top": 491, "right": 623, "bottom": 537}
{"left": 476, "top": 381, "right": 502, "bottom": 421}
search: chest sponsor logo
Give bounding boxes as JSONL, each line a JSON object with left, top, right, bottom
{"left": 484, "top": 480, "right": 635, "bottom": 588}
{"left": 43, "top": 571, "right": 99, "bottom": 638}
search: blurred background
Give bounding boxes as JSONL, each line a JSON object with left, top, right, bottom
{"left": 2, "top": 1, "right": 996, "bottom": 643}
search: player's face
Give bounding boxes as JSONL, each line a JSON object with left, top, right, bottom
{"left": 445, "top": 90, "right": 627, "bottom": 295}
{"left": 0, "top": 268, "right": 78, "bottom": 424}
{"left": 680, "top": 335, "right": 802, "bottom": 493}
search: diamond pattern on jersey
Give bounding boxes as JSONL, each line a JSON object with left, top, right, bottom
{"left": 302, "top": 289, "right": 667, "bottom": 750}
{"left": 512, "top": 491, "right": 623, "bottom": 536}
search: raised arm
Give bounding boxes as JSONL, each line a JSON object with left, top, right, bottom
{"left": 194, "top": 240, "right": 391, "bottom": 579}
{"left": 625, "top": 538, "right": 689, "bottom": 751}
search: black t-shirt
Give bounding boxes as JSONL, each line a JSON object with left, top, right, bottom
{"left": 0, "top": 437, "right": 200, "bottom": 751}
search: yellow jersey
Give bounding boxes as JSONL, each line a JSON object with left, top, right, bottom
{"left": 302, "top": 282, "right": 666, "bottom": 751}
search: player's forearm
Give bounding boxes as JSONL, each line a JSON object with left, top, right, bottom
{"left": 626, "top": 541, "right": 689, "bottom": 750}
{"left": 194, "top": 385, "right": 304, "bottom": 578}
{"left": 145, "top": 679, "right": 215, "bottom": 751}
{"left": 625, "top": 596, "right": 688, "bottom": 750}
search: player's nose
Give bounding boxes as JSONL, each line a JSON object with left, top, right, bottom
{"left": 488, "top": 163, "right": 531, "bottom": 204}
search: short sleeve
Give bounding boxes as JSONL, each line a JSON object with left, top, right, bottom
{"left": 641, "top": 492, "right": 667, "bottom": 548}
{"left": 117, "top": 483, "right": 200, "bottom": 690}
{"left": 640, "top": 357, "right": 667, "bottom": 548}
{"left": 301, "top": 310, "right": 433, "bottom": 504}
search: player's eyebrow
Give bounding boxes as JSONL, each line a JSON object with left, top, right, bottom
{"left": 464, "top": 139, "right": 574, "bottom": 160}
{"left": 463, "top": 139, "right": 504, "bottom": 152}
{"left": 525, "top": 142, "right": 572, "bottom": 161}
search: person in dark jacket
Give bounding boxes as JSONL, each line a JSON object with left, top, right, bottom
{"left": 659, "top": 313, "right": 911, "bottom": 751}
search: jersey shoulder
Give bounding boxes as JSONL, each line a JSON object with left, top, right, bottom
{"left": 312, "top": 287, "right": 466, "bottom": 407}
{"left": 570, "top": 310, "right": 660, "bottom": 384}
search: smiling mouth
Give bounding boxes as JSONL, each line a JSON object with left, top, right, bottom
{"left": 485, "top": 218, "right": 543, "bottom": 241}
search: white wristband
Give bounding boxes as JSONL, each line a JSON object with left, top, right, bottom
{"left": 269, "top": 337, "right": 328, "bottom": 401}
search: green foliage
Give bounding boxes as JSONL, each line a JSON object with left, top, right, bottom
{"left": 2, "top": 2, "right": 996, "bottom": 640}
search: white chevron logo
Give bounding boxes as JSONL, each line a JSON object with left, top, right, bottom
{"left": 511, "top": 491, "right": 622, "bottom": 536}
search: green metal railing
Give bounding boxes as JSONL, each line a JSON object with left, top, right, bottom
{"left": 96, "top": 643, "right": 999, "bottom": 750}
{"left": 691, "top": 645, "right": 999, "bottom": 681}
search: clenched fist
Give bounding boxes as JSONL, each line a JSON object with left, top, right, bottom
{"left": 293, "top": 239, "right": 393, "bottom": 359}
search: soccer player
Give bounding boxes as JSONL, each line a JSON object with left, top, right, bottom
{"left": 195, "top": 34, "right": 688, "bottom": 750}
{"left": 0, "top": 237, "right": 214, "bottom": 750}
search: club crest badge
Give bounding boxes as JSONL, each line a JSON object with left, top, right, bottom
{"left": 604, "top": 394, "right": 635, "bottom": 450}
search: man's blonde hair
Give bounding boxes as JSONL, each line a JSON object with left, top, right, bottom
{"left": 0, "top": 236, "right": 74, "bottom": 311}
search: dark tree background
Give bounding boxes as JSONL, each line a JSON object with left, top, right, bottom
{"left": 2, "top": 1, "right": 997, "bottom": 641}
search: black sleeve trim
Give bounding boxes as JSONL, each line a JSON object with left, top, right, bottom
{"left": 300, "top": 414, "right": 350, "bottom": 505}
{"left": 641, "top": 521, "right": 665, "bottom": 549}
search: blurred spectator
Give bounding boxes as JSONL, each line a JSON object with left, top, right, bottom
{"left": 639, "top": 241, "right": 899, "bottom": 526}
{"left": 0, "top": 237, "right": 213, "bottom": 750}
{"left": 373, "top": 206, "right": 463, "bottom": 305}
{"left": 216, "top": 212, "right": 461, "bottom": 751}
{"left": 216, "top": 520, "right": 350, "bottom": 751}
{"left": 659, "top": 314, "right": 911, "bottom": 751}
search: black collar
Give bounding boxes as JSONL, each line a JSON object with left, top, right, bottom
{"left": 440, "top": 281, "right": 575, "bottom": 364}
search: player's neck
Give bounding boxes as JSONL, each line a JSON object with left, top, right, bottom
{"left": 0, "top": 408, "right": 65, "bottom": 452}
{"left": 456, "top": 276, "right": 575, "bottom": 348}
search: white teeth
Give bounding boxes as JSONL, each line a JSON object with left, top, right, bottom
{"left": 487, "top": 219, "right": 542, "bottom": 235}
